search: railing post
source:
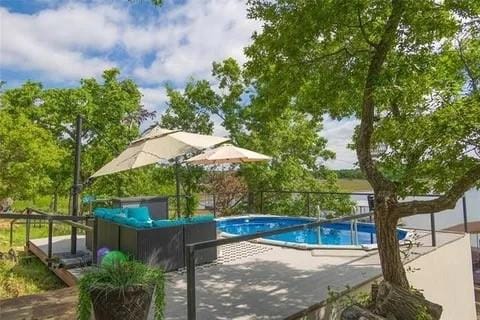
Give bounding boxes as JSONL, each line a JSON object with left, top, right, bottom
{"left": 462, "top": 196, "right": 468, "bottom": 233}
{"left": 48, "top": 217, "right": 53, "bottom": 267}
{"left": 92, "top": 217, "right": 98, "bottom": 265}
{"left": 186, "top": 245, "right": 196, "bottom": 320}
{"left": 430, "top": 213, "right": 436, "bottom": 247}
{"left": 25, "top": 209, "right": 31, "bottom": 249}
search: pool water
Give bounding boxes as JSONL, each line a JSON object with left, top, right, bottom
{"left": 216, "top": 216, "right": 408, "bottom": 247}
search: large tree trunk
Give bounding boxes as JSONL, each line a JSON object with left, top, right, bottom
{"left": 374, "top": 198, "right": 409, "bottom": 288}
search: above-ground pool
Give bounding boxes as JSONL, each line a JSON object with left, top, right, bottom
{"left": 216, "top": 215, "right": 410, "bottom": 250}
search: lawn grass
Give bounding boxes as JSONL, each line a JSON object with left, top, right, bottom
{"left": 337, "top": 179, "right": 372, "bottom": 192}
{"left": 0, "top": 222, "right": 70, "bottom": 299}
{"left": 12, "top": 196, "right": 69, "bottom": 213}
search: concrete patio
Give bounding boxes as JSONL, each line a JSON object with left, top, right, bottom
{"left": 164, "top": 230, "right": 471, "bottom": 319}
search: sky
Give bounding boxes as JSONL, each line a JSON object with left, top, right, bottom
{"left": 0, "top": 0, "right": 358, "bottom": 169}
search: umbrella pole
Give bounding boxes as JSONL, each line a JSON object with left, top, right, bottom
{"left": 71, "top": 115, "right": 82, "bottom": 254}
{"left": 175, "top": 160, "right": 180, "bottom": 219}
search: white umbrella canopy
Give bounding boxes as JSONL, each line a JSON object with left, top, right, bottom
{"left": 91, "top": 126, "right": 230, "bottom": 178}
{"left": 185, "top": 144, "right": 271, "bottom": 165}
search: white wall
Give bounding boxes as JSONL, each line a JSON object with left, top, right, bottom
{"left": 306, "top": 234, "right": 476, "bottom": 320}
{"left": 401, "top": 188, "right": 479, "bottom": 230}
{"left": 351, "top": 188, "right": 479, "bottom": 230}
{"left": 406, "top": 235, "right": 476, "bottom": 320}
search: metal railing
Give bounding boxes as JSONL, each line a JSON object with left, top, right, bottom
{"left": 184, "top": 190, "right": 474, "bottom": 320}
{"left": 184, "top": 211, "right": 374, "bottom": 320}
{"left": 2, "top": 208, "right": 94, "bottom": 267}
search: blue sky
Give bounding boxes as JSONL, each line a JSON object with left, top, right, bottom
{"left": 0, "top": 0, "right": 357, "bottom": 169}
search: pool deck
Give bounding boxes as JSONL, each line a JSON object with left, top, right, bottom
{"left": 166, "top": 229, "right": 462, "bottom": 319}
{"left": 1, "top": 229, "right": 465, "bottom": 320}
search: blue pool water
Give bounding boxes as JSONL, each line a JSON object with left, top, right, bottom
{"left": 216, "top": 216, "right": 408, "bottom": 247}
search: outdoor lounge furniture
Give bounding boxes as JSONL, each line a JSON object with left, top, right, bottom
{"left": 111, "top": 196, "right": 169, "bottom": 220}
{"left": 94, "top": 208, "right": 217, "bottom": 271}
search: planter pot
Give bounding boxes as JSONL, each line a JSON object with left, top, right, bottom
{"left": 90, "top": 285, "right": 153, "bottom": 320}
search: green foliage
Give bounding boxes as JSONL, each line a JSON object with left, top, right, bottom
{"left": 335, "top": 169, "right": 365, "bottom": 180}
{"left": 0, "top": 224, "right": 69, "bottom": 299}
{"left": 325, "top": 285, "right": 372, "bottom": 319}
{"left": 0, "top": 256, "right": 65, "bottom": 299}
{"left": 0, "top": 69, "right": 159, "bottom": 203}
{"left": 160, "top": 58, "right": 353, "bottom": 215}
{"left": 0, "top": 111, "right": 65, "bottom": 199}
{"left": 77, "top": 260, "right": 165, "bottom": 320}
{"left": 244, "top": 0, "right": 480, "bottom": 196}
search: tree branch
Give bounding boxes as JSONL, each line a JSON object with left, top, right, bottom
{"left": 357, "top": 6, "right": 377, "bottom": 48}
{"left": 396, "top": 163, "right": 480, "bottom": 217}
{"left": 356, "top": 0, "right": 404, "bottom": 192}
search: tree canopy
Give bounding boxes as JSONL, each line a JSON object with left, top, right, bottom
{"left": 243, "top": 0, "right": 480, "bottom": 294}
{"left": 0, "top": 69, "right": 164, "bottom": 206}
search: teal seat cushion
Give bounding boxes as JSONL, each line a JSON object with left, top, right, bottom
{"left": 112, "top": 214, "right": 128, "bottom": 224}
{"left": 125, "top": 217, "right": 152, "bottom": 229}
{"left": 94, "top": 208, "right": 126, "bottom": 220}
{"left": 153, "top": 219, "right": 184, "bottom": 228}
{"left": 182, "top": 214, "right": 215, "bottom": 224}
{"left": 127, "top": 207, "right": 151, "bottom": 222}
{"left": 93, "top": 208, "right": 107, "bottom": 218}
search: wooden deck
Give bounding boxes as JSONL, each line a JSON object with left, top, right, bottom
{"left": 27, "top": 235, "right": 92, "bottom": 286}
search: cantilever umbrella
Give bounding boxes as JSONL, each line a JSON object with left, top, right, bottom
{"left": 185, "top": 144, "right": 271, "bottom": 165}
{"left": 90, "top": 126, "right": 230, "bottom": 216}
{"left": 91, "top": 127, "right": 229, "bottom": 178}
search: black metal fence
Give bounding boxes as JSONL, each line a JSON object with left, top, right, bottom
{"left": 184, "top": 211, "right": 374, "bottom": 320}
{"left": 2, "top": 208, "right": 94, "bottom": 267}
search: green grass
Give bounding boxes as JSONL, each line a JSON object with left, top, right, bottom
{"left": 12, "top": 196, "right": 69, "bottom": 213}
{"left": 337, "top": 179, "right": 372, "bottom": 192}
{"left": 0, "top": 222, "right": 70, "bottom": 299}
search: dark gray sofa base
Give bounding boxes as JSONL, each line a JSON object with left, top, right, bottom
{"left": 183, "top": 221, "right": 217, "bottom": 265}
{"left": 95, "top": 218, "right": 217, "bottom": 272}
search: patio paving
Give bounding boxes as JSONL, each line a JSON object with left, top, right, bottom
{"left": 163, "top": 230, "right": 463, "bottom": 319}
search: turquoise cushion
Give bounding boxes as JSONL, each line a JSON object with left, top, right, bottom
{"left": 93, "top": 208, "right": 107, "bottom": 218}
{"left": 152, "top": 219, "right": 184, "bottom": 228}
{"left": 94, "top": 208, "right": 126, "bottom": 220}
{"left": 112, "top": 214, "right": 128, "bottom": 224}
{"left": 125, "top": 217, "right": 152, "bottom": 229}
{"left": 127, "top": 207, "right": 151, "bottom": 222}
{"left": 182, "top": 214, "right": 215, "bottom": 224}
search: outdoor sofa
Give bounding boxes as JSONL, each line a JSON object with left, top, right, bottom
{"left": 93, "top": 207, "right": 217, "bottom": 271}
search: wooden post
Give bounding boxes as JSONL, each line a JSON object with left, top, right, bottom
{"left": 48, "top": 218, "right": 53, "bottom": 267}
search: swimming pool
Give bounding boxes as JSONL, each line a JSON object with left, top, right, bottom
{"left": 216, "top": 215, "right": 410, "bottom": 250}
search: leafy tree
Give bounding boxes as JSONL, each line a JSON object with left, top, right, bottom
{"left": 160, "top": 59, "right": 353, "bottom": 215}
{"left": 245, "top": 0, "right": 480, "bottom": 300}
{"left": 0, "top": 70, "right": 157, "bottom": 205}
{"left": 0, "top": 111, "right": 65, "bottom": 200}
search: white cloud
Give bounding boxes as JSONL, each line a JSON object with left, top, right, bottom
{"left": 0, "top": 4, "right": 121, "bottom": 80}
{"left": 131, "top": 0, "right": 260, "bottom": 84}
{"left": 322, "top": 117, "right": 358, "bottom": 169}
{"left": 140, "top": 86, "right": 168, "bottom": 113}
{"left": 1, "top": 0, "right": 258, "bottom": 85}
